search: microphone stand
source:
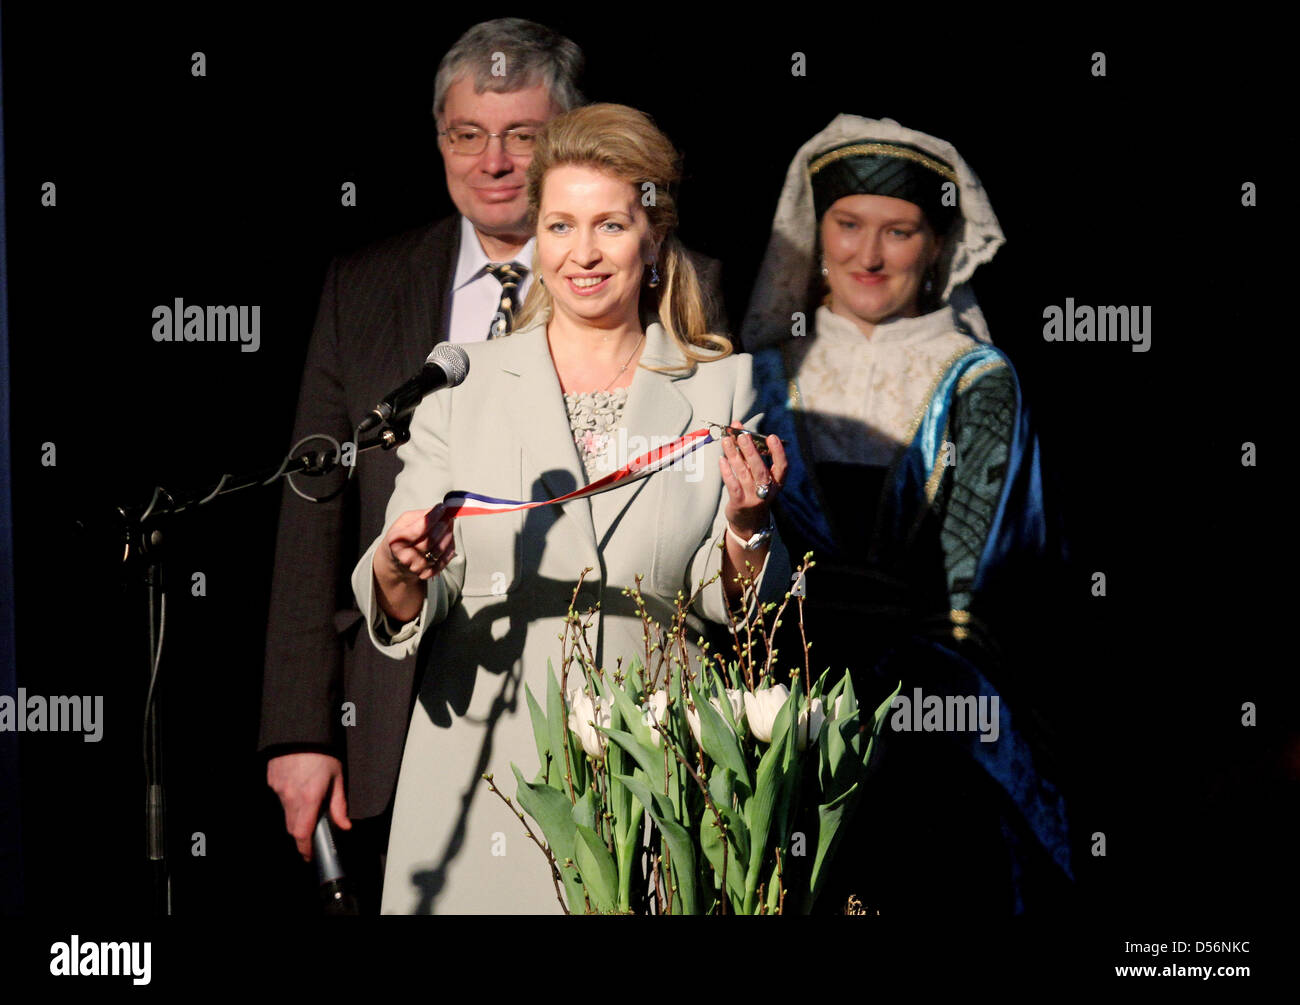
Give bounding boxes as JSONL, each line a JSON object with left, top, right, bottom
{"left": 82, "top": 420, "right": 411, "bottom": 916}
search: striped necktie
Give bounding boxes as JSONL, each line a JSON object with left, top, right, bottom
{"left": 486, "top": 262, "right": 523, "bottom": 339}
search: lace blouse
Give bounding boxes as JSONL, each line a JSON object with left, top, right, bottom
{"left": 788, "top": 305, "right": 977, "bottom": 468}
{"left": 564, "top": 387, "right": 630, "bottom": 480}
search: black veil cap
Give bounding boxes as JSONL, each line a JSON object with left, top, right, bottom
{"left": 809, "top": 140, "right": 959, "bottom": 234}
{"left": 741, "top": 115, "right": 1005, "bottom": 350}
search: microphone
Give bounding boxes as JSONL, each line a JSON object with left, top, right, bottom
{"left": 357, "top": 343, "right": 470, "bottom": 433}
{"left": 313, "top": 815, "right": 359, "bottom": 916}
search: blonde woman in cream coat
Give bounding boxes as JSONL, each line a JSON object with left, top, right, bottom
{"left": 352, "top": 104, "right": 791, "bottom": 914}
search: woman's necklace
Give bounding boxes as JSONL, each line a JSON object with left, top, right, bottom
{"left": 602, "top": 332, "right": 645, "bottom": 390}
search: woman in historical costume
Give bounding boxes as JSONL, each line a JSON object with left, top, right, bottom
{"left": 351, "top": 104, "right": 790, "bottom": 913}
{"left": 741, "top": 116, "right": 1073, "bottom": 915}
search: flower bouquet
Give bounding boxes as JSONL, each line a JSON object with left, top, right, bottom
{"left": 484, "top": 555, "right": 899, "bottom": 914}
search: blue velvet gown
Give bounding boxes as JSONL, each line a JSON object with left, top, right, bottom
{"left": 753, "top": 328, "right": 1074, "bottom": 916}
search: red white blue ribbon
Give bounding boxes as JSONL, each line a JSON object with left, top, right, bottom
{"left": 442, "top": 427, "right": 718, "bottom": 518}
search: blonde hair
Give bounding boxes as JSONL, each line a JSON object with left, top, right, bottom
{"left": 515, "top": 103, "right": 731, "bottom": 367}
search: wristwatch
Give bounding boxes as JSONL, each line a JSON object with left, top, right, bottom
{"left": 727, "top": 519, "right": 774, "bottom": 551}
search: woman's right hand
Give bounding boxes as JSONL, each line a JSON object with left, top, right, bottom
{"left": 377, "top": 503, "right": 457, "bottom": 583}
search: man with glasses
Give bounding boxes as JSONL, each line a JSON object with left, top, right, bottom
{"left": 258, "top": 19, "right": 586, "bottom": 913}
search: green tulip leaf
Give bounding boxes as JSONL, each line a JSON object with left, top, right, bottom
{"left": 512, "top": 764, "right": 575, "bottom": 862}
{"left": 766, "top": 858, "right": 783, "bottom": 913}
{"left": 624, "top": 659, "right": 646, "bottom": 696}
{"left": 804, "top": 779, "right": 861, "bottom": 912}
{"left": 573, "top": 823, "right": 618, "bottom": 913}
{"left": 616, "top": 773, "right": 700, "bottom": 914}
{"left": 608, "top": 681, "right": 659, "bottom": 759}
{"left": 708, "top": 669, "right": 743, "bottom": 736}
{"left": 864, "top": 681, "right": 902, "bottom": 769}
{"left": 821, "top": 673, "right": 848, "bottom": 729}
{"left": 743, "top": 728, "right": 788, "bottom": 912}
{"left": 603, "top": 727, "right": 666, "bottom": 796}
{"left": 545, "top": 663, "right": 572, "bottom": 795}
{"left": 821, "top": 712, "right": 855, "bottom": 801}
{"left": 511, "top": 763, "right": 582, "bottom": 910}
{"left": 840, "top": 671, "right": 859, "bottom": 719}
{"left": 699, "top": 802, "right": 749, "bottom": 904}
{"left": 689, "top": 682, "right": 750, "bottom": 787}
{"left": 571, "top": 789, "right": 598, "bottom": 832}
{"left": 708, "top": 764, "right": 733, "bottom": 811}
{"left": 525, "top": 683, "right": 552, "bottom": 786}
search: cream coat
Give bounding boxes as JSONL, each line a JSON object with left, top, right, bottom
{"left": 352, "top": 319, "right": 790, "bottom": 913}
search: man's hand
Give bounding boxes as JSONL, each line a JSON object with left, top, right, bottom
{"left": 266, "top": 752, "right": 351, "bottom": 860}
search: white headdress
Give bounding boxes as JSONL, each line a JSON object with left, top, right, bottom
{"left": 739, "top": 115, "right": 1006, "bottom": 348}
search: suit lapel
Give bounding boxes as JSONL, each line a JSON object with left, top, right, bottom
{"left": 500, "top": 326, "right": 600, "bottom": 561}
{"left": 590, "top": 323, "right": 694, "bottom": 548}
{"left": 396, "top": 215, "right": 461, "bottom": 375}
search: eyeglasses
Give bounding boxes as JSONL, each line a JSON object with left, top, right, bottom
{"left": 438, "top": 125, "right": 539, "bottom": 156}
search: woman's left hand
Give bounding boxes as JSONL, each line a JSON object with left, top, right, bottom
{"left": 719, "top": 422, "right": 787, "bottom": 538}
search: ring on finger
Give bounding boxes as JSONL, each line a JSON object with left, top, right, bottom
{"left": 424, "top": 550, "right": 437, "bottom": 563}
{"left": 755, "top": 481, "right": 772, "bottom": 500}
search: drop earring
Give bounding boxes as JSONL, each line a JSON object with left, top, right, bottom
{"left": 820, "top": 258, "right": 829, "bottom": 278}
{"left": 648, "top": 263, "right": 661, "bottom": 288}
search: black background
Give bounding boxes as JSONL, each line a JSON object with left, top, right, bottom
{"left": 1, "top": 6, "right": 1291, "bottom": 984}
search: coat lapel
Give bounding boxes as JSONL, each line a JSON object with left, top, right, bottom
{"left": 500, "top": 326, "right": 600, "bottom": 561}
{"left": 590, "top": 323, "right": 694, "bottom": 548}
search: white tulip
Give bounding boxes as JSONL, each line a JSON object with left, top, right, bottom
{"left": 685, "top": 703, "right": 702, "bottom": 746}
{"left": 641, "top": 689, "right": 669, "bottom": 748}
{"left": 743, "top": 684, "right": 790, "bottom": 743}
{"left": 797, "top": 697, "right": 826, "bottom": 751}
{"left": 567, "top": 687, "right": 610, "bottom": 758}
{"left": 722, "top": 688, "right": 746, "bottom": 726}
{"left": 685, "top": 691, "right": 742, "bottom": 746}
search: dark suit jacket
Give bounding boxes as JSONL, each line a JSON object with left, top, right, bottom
{"left": 259, "top": 214, "right": 725, "bottom": 820}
